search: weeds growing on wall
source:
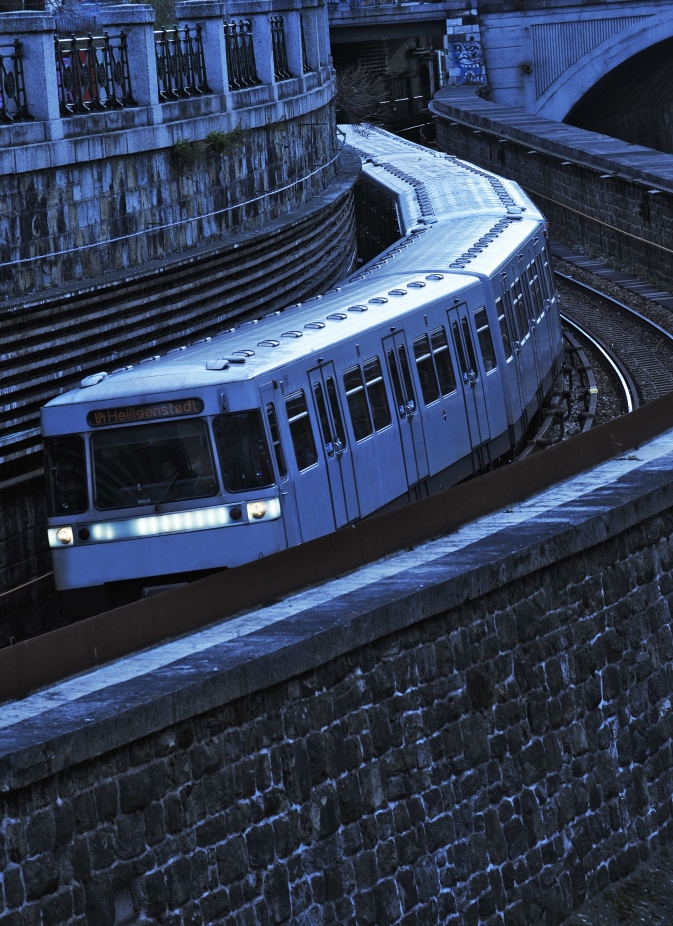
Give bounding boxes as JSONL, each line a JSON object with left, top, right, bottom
{"left": 172, "top": 129, "right": 246, "bottom": 168}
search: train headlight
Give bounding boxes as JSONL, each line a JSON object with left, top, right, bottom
{"left": 56, "top": 527, "right": 74, "bottom": 545}
{"left": 247, "top": 501, "right": 267, "bottom": 520}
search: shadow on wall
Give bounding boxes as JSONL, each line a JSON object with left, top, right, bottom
{"left": 565, "top": 35, "right": 673, "bottom": 156}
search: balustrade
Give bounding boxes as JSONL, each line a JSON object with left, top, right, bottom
{"left": 54, "top": 32, "right": 136, "bottom": 115}
{"left": 300, "top": 15, "right": 311, "bottom": 74}
{"left": 0, "top": 38, "right": 30, "bottom": 122}
{"left": 270, "top": 15, "right": 291, "bottom": 81}
{"left": 154, "top": 24, "right": 210, "bottom": 101}
{"left": 224, "top": 20, "right": 260, "bottom": 90}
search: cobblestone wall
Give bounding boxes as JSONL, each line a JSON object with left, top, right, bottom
{"left": 2, "top": 502, "right": 673, "bottom": 925}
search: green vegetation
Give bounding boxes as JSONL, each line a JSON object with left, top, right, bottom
{"left": 172, "top": 128, "right": 246, "bottom": 167}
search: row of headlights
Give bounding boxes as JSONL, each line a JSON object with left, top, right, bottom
{"left": 49, "top": 498, "right": 281, "bottom": 548}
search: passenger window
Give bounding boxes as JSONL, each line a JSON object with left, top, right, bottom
{"left": 522, "top": 265, "right": 536, "bottom": 323}
{"left": 313, "top": 382, "right": 334, "bottom": 458}
{"left": 495, "top": 298, "right": 513, "bottom": 360}
{"left": 213, "top": 412, "right": 274, "bottom": 493}
{"left": 535, "top": 254, "right": 550, "bottom": 300}
{"left": 326, "top": 377, "right": 347, "bottom": 448}
{"left": 511, "top": 279, "right": 528, "bottom": 338}
{"left": 474, "top": 308, "right": 498, "bottom": 372}
{"left": 451, "top": 320, "right": 469, "bottom": 385}
{"left": 343, "top": 366, "right": 373, "bottom": 441}
{"left": 44, "top": 435, "right": 89, "bottom": 516}
{"left": 460, "top": 316, "right": 479, "bottom": 379}
{"left": 265, "top": 402, "right": 287, "bottom": 479}
{"left": 387, "top": 349, "right": 407, "bottom": 418}
{"left": 363, "top": 357, "right": 391, "bottom": 431}
{"left": 397, "top": 344, "right": 416, "bottom": 412}
{"left": 431, "top": 327, "right": 456, "bottom": 395}
{"left": 530, "top": 269, "right": 544, "bottom": 318}
{"left": 285, "top": 391, "right": 318, "bottom": 472}
{"left": 413, "top": 334, "right": 440, "bottom": 405}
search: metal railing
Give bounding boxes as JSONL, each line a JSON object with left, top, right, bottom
{"left": 154, "top": 25, "right": 210, "bottom": 101}
{"left": 224, "top": 20, "right": 260, "bottom": 90}
{"left": 300, "top": 15, "right": 311, "bottom": 73}
{"left": 271, "top": 15, "right": 291, "bottom": 80}
{"left": 54, "top": 32, "right": 136, "bottom": 116}
{"left": 0, "top": 39, "right": 30, "bottom": 123}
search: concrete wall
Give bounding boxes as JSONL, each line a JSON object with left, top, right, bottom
{"left": 431, "top": 88, "right": 673, "bottom": 291}
{"left": 2, "top": 438, "right": 673, "bottom": 925}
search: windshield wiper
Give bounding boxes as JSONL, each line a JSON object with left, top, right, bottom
{"left": 154, "top": 464, "right": 183, "bottom": 512}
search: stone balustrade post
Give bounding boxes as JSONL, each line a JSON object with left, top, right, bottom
{"left": 175, "top": 0, "right": 230, "bottom": 95}
{"left": 249, "top": 12, "right": 275, "bottom": 86}
{"left": 0, "top": 12, "right": 60, "bottom": 125}
{"left": 317, "top": 1, "right": 330, "bottom": 65}
{"left": 300, "top": 7, "right": 320, "bottom": 71}
{"left": 97, "top": 5, "right": 160, "bottom": 111}
{"left": 283, "top": 10, "right": 303, "bottom": 78}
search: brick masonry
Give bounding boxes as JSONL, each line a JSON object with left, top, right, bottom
{"left": 1, "top": 463, "right": 673, "bottom": 925}
{"left": 431, "top": 88, "right": 673, "bottom": 292}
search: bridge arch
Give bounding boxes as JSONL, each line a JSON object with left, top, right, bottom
{"left": 532, "top": 12, "right": 673, "bottom": 125}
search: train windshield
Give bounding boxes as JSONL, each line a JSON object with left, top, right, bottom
{"left": 44, "top": 435, "right": 89, "bottom": 517}
{"left": 213, "top": 411, "right": 275, "bottom": 491}
{"left": 91, "top": 419, "right": 218, "bottom": 510}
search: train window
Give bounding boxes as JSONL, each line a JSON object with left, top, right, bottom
{"left": 529, "top": 269, "right": 544, "bottom": 320}
{"left": 511, "top": 279, "right": 528, "bottom": 339}
{"left": 265, "top": 403, "right": 287, "bottom": 479}
{"left": 460, "top": 316, "right": 479, "bottom": 379}
{"left": 92, "top": 420, "right": 218, "bottom": 510}
{"left": 535, "top": 254, "right": 550, "bottom": 300}
{"left": 213, "top": 412, "right": 275, "bottom": 492}
{"left": 363, "top": 357, "right": 391, "bottom": 430}
{"left": 474, "top": 309, "right": 498, "bottom": 372}
{"left": 326, "top": 377, "right": 347, "bottom": 448}
{"left": 44, "top": 435, "right": 89, "bottom": 517}
{"left": 313, "top": 383, "right": 335, "bottom": 457}
{"left": 495, "top": 298, "right": 513, "bottom": 360}
{"left": 285, "top": 392, "right": 318, "bottom": 472}
{"left": 521, "top": 266, "right": 536, "bottom": 323}
{"left": 387, "top": 349, "right": 407, "bottom": 418}
{"left": 430, "top": 328, "right": 457, "bottom": 395}
{"left": 451, "top": 320, "right": 469, "bottom": 385}
{"left": 413, "top": 335, "right": 440, "bottom": 405}
{"left": 397, "top": 345, "right": 417, "bottom": 413}
{"left": 343, "top": 366, "right": 373, "bottom": 440}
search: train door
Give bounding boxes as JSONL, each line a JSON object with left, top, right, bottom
{"left": 382, "top": 331, "right": 430, "bottom": 485}
{"left": 447, "top": 304, "right": 491, "bottom": 449}
{"left": 259, "top": 384, "right": 301, "bottom": 547}
{"left": 497, "top": 292, "right": 527, "bottom": 430}
{"left": 308, "top": 364, "right": 360, "bottom": 526}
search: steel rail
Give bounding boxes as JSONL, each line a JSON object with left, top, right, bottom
{"left": 560, "top": 312, "right": 637, "bottom": 414}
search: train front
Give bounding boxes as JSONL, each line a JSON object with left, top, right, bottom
{"left": 41, "top": 364, "right": 286, "bottom": 617}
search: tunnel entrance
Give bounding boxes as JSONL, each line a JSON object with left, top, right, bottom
{"left": 565, "top": 35, "right": 673, "bottom": 155}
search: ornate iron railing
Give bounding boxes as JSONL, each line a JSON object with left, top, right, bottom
{"left": 54, "top": 32, "right": 135, "bottom": 116}
{"left": 271, "top": 16, "right": 291, "bottom": 80}
{"left": 0, "top": 39, "right": 31, "bottom": 123}
{"left": 300, "top": 15, "right": 311, "bottom": 73}
{"left": 224, "top": 20, "right": 260, "bottom": 90}
{"left": 154, "top": 25, "right": 210, "bottom": 101}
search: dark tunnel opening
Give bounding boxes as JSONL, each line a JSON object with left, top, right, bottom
{"left": 565, "top": 35, "right": 673, "bottom": 155}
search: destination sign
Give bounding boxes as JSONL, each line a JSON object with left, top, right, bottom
{"left": 87, "top": 398, "right": 204, "bottom": 428}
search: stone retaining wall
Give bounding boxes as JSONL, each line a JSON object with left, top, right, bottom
{"left": 430, "top": 88, "right": 673, "bottom": 292}
{"left": 1, "top": 474, "right": 673, "bottom": 925}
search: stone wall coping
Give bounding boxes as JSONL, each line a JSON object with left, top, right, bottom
{"left": 97, "top": 4, "right": 156, "bottom": 25}
{"left": 2, "top": 427, "right": 673, "bottom": 792}
{"left": 0, "top": 11, "right": 55, "bottom": 31}
{"left": 0, "top": 70, "right": 332, "bottom": 176}
{"left": 432, "top": 87, "right": 673, "bottom": 191}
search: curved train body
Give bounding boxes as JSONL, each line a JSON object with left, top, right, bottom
{"left": 41, "top": 128, "right": 564, "bottom": 616}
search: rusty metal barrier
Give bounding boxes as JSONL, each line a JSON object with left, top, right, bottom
{"left": 3, "top": 391, "right": 673, "bottom": 703}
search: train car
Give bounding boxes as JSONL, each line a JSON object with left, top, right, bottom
{"left": 41, "top": 127, "right": 564, "bottom": 616}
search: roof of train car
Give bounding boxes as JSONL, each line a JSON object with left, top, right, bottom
{"left": 45, "top": 128, "right": 545, "bottom": 410}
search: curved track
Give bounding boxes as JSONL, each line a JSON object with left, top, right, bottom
{"left": 555, "top": 271, "right": 673, "bottom": 406}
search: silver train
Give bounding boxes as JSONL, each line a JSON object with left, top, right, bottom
{"left": 42, "top": 127, "right": 564, "bottom": 616}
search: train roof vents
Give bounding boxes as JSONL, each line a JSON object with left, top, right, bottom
{"left": 233, "top": 349, "right": 255, "bottom": 357}
{"left": 304, "top": 322, "right": 325, "bottom": 330}
{"left": 167, "top": 345, "right": 187, "bottom": 353}
{"left": 327, "top": 312, "right": 348, "bottom": 321}
{"left": 426, "top": 274, "right": 444, "bottom": 281}
{"left": 348, "top": 305, "right": 368, "bottom": 312}
{"left": 240, "top": 319, "right": 259, "bottom": 327}
{"left": 258, "top": 340, "right": 280, "bottom": 348}
{"left": 139, "top": 355, "right": 161, "bottom": 364}
{"left": 206, "top": 359, "right": 230, "bottom": 371}
{"left": 195, "top": 336, "right": 212, "bottom": 343}
{"left": 388, "top": 289, "right": 406, "bottom": 296}
{"left": 407, "top": 281, "right": 426, "bottom": 288}
{"left": 80, "top": 372, "right": 108, "bottom": 388}
{"left": 369, "top": 297, "right": 388, "bottom": 305}
{"left": 281, "top": 330, "right": 303, "bottom": 338}
{"left": 111, "top": 365, "right": 133, "bottom": 375}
